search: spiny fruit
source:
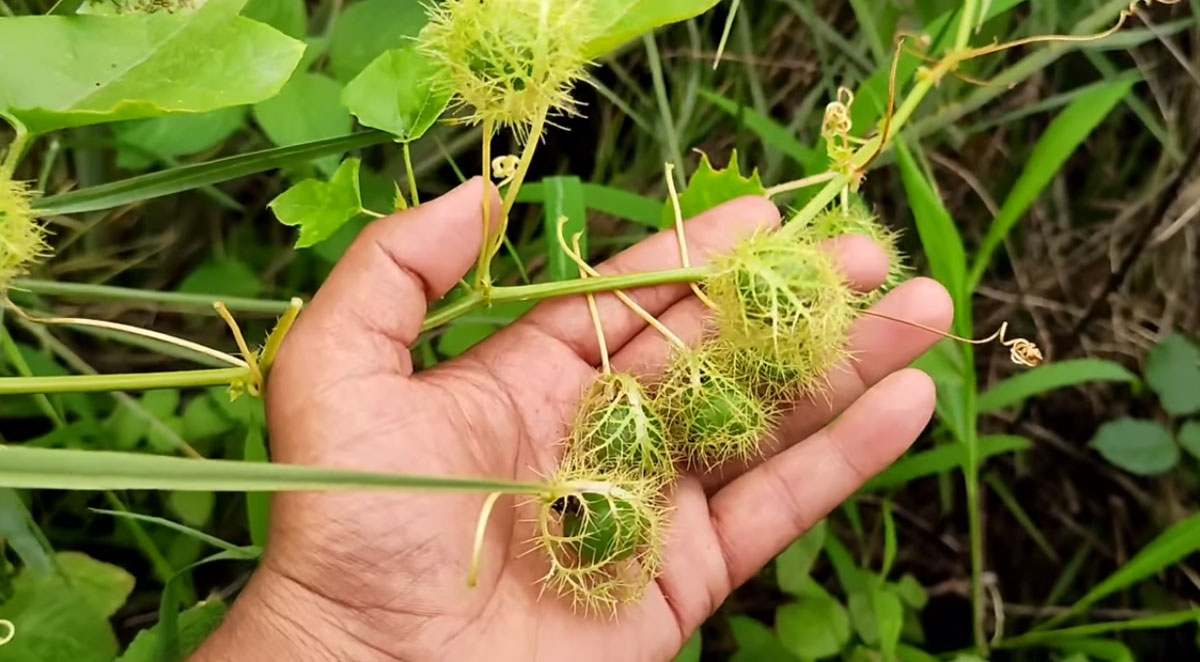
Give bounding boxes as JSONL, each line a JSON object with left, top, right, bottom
{"left": 566, "top": 373, "right": 673, "bottom": 481}
{"left": 418, "top": 0, "right": 592, "bottom": 135}
{"left": 787, "top": 201, "right": 908, "bottom": 300}
{"left": 0, "top": 177, "right": 47, "bottom": 291}
{"left": 537, "top": 466, "right": 666, "bottom": 612}
{"left": 705, "top": 231, "right": 860, "bottom": 392}
{"left": 656, "top": 349, "right": 776, "bottom": 468}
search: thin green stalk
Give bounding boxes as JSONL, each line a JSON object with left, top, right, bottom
{"left": 424, "top": 266, "right": 709, "bottom": 331}
{"left": 0, "top": 325, "right": 65, "bottom": 426}
{"left": 1, "top": 124, "right": 30, "bottom": 179}
{"left": 403, "top": 142, "right": 420, "bottom": 207}
{"left": 0, "top": 367, "right": 248, "bottom": 395}
{"left": 103, "top": 491, "right": 176, "bottom": 588}
{"left": 11, "top": 279, "right": 295, "bottom": 314}
{"left": 956, "top": 0, "right": 981, "bottom": 50}
{"left": 0, "top": 446, "right": 551, "bottom": 495}
{"left": 643, "top": 33, "right": 686, "bottom": 186}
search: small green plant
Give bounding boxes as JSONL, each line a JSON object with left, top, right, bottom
{"left": 1090, "top": 332, "right": 1200, "bottom": 475}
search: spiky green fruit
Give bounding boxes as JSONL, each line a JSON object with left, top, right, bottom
{"left": 657, "top": 349, "right": 776, "bottom": 468}
{"left": 561, "top": 492, "right": 646, "bottom": 564}
{"left": 418, "top": 0, "right": 592, "bottom": 135}
{"left": 0, "top": 177, "right": 47, "bottom": 290}
{"left": 705, "top": 232, "right": 860, "bottom": 393}
{"left": 787, "top": 201, "right": 909, "bottom": 300}
{"left": 537, "top": 467, "right": 666, "bottom": 613}
{"left": 568, "top": 373, "right": 673, "bottom": 480}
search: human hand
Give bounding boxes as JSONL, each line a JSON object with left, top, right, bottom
{"left": 192, "top": 178, "right": 951, "bottom": 662}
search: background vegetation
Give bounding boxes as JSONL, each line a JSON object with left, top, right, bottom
{"left": 1, "top": 0, "right": 1199, "bottom": 660}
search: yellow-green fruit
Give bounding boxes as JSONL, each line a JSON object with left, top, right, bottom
{"left": 0, "top": 177, "right": 46, "bottom": 290}
{"left": 419, "top": 0, "right": 591, "bottom": 134}
{"left": 787, "top": 202, "right": 909, "bottom": 300}
{"left": 657, "top": 350, "right": 775, "bottom": 467}
{"left": 569, "top": 373, "right": 673, "bottom": 480}
{"left": 561, "top": 492, "right": 645, "bottom": 565}
{"left": 705, "top": 232, "right": 860, "bottom": 392}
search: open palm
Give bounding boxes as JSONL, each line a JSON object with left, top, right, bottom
{"left": 194, "top": 179, "right": 952, "bottom": 662}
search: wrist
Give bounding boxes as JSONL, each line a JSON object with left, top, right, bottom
{"left": 190, "top": 564, "right": 394, "bottom": 662}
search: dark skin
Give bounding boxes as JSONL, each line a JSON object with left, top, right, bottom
{"left": 193, "top": 179, "right": 952, "bottom": 661}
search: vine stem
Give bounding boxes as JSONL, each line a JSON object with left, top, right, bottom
{"left": 10, "top": 278, "right": 295, "bottom": 314}
{"left": 423, "top": 266, "right": 710, "bottom": 331}
{"left": 403, "top": 142, "right": 420, "bottom": 207}
{"left": 0, "top": 367, "right": 250, "bottom": 395}
{"left": 1, "top": 124, "right": 30, "bottom": 179}
{"left": 483, "top": 109, "right": 549, "bottom": 289}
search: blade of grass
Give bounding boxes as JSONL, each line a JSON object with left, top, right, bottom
{"left": 518, "top": 181, "right": 662, "bottom": 228}
{"left": 969, "top": 77, "right": 1135, "bottom": 288}
{"left": 0, "top": 446, "right": 549, "bottom": 494}
{"left": 644, "top": 33, "right": 687, "bottom": 185}
{"left": 11, "top": 279, "right": 296, "bottom": 315}
{"left": 0, "top": 488, "right": 56, "bottom": 573}
{"left": 961, "top": 71, "right": 1141, "bottom": 137}
{"left": 543, "top": 176, "right": 588, "bottom": 281}
{"left": 1008, "top": 609, "right": 1200, "bottom": 647}
{"left": 864, "top": 436, "right": 1031, "bottom": 491}
{"left": 1043, "top": 514, "right": 1200, "bottom": 628}
{"left": 1083, "top": 52, "right": 1182, "bottom": 163}
{"left": 92, "top": 508, "right": 259, "bottom": 557}
{"left": 699, "top": 88, "right": 826, "bottom": 172}
{"left": 243, "top": 425, "right": 270, "bottom": 549}
{"left": 983, "top": 472, "right": 1058, "bottom": 562}
{"left": 978, "top": 359, "right": 1139, "bottom": 414}
{"left": 33, "top": 131, "right": 391, "bottom": 216}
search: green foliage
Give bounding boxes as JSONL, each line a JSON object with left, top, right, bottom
{"left": 660, "top": 150, "right": 766, "bottom": 227}
{"left": 253, "top": 72, "right": 353, "bottom": 174}
{"left": 544, "top": 175, "right": 589, "bottom": 281}
{"left": 969, "top": 77, "right": 1136, "bottom": 287}
{"left": 341, "top": 46, "right": 451, "bottom": 142}
{"left": 0, "top": 0, "right": 304, "bottom": 134}
{"left": 1180, "top": 421, "right": 1200, "bottom": 461}
{"left": 776, "top": 520, "right": 826, "bottom": 594}
{"left": 1144, "top": 334, "right": 1200, "bottom": 417}
{"left": 776, "top": 580, "right": 852, "bottom": 660}
{"left": 116, "top": 599, "right": 227, "bottom": 662}
{"left": 113, "top": 107, "right": 246, "bottom": 170}
{"left": 583, "top": 0, "right": 725, "bottom": 59}
{"left": 242, "top": 0, "right": 306, "bottom": 39}
{"left": 978, "top": 359, "right": 1138, "bottom": 414}
{"left": 673, "top": 631, "right": 702, "bottom": 662}
{"left": 0, "top": 552, "right": 133, "bottom": 662}
{"left": 269, "top": 157, "right": 364, "bottom": 248}
{"left": 328, "top": 0, "right": 427, "bottom": 83}
{"left": 1090, "top": 417, "right": 1179, "bottom": 476}
{"left": 0, "top": 489, "right": 55, "bottom": 573}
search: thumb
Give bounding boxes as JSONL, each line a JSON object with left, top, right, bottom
{"left": 282, "top": 176, "right": 497, "bottom": 377}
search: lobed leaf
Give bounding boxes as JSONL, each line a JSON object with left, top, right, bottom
{"left": 0, "top": 0, "right": 304, "bottom": 135}
{"left": 269, "top": 157, "right": 363, "bottom": 248}
{"left": 341, "top": 46, "right": 451, "bottom": 142}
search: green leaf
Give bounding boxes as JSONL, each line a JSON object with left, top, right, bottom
{"left": 728, "top": 615, "right": 798, "bottom": 662}
{"left": 1144, "top": 334, "right": 1200, "bottom": 417}
{"left": 865, "top": 435, "right": 1031, "bottom": 491}
{"left": 0, "top": 552, "right": 133, "bottom": 662}
{"left": 776, "top": 583, "right": 851, "bottom": 660}
{"left": 776, "top": 519, "right": 826, "bottom": 595}
{"left": 889, "top": 574, "right": 928, "bottom": 610}
{"left": 329, "top": 0, "right": 428, "bottom": 82}
{"left": 178, "top": 259, "right": 263, "bottom": 299}
{"left": 242, "top": 0, "right": 306, "bottom": 39}
{"left": 699, "top": 89, "right": 825, "bottom": 172}
{"left": 1013, "top": 609, "right": 1200, "bottom": 647}
{"left": 848, "top": 587, "right": 902, "bottom": 655}
{"left": 662, "top": 150, "right": 766, "bottom": 228}
{"left": 242, "top": 425, "right": 271, "bottom": 548}
{"left": 1180, "top": 420, "right": 1200, "bottom": 461}
{"left": 0, "top": 445, "right": 547, "bottom": 494}
{"left": 1045, "top": 638, "right": 1134, "bottom": 662}
{"left": 113, "top": 107, "right": 246, "bottom": 170}
{"left": 1090, "top": 417, "right": 1179, "bottom": 476}
{"left": 34, "top": 131, "right": 390, "bottom": 216}
{"left": 673, "top": 631, "right": 701, "bottom": 662}
{"left": 253, "top": 72, "right": 353, "bottom": 174}
{"left": 544, "top": 176, "right": 588, "bottom": 281}
{"left": 584, "top": 0, "right": 723, "bottom": 59}
{"left": 979, "top": 359, "right": 1139, "bottom": 414}
{"left": 269, "top": 157, "right": 363, "bottom": 248}
{"left": 168, "top": 490, "right": 215, "bottom": 528}
{"left": 518, "top": 181, "right": 662, "bottom": 228}
{"left": 142, "top": 388, "right": 181, "bottom": 418}
{"left": 895, "top": 142, "right": 968, "bottom": 319}
{"left": 93, "top": 508, "right": 258, "bottom": 557}
{"left": 0, "top": 0, "right": 304, "bottom": 135}
{"left": 116, "top": 599, "right": 228, "bottom": 662}
{"left": 969, "top": 77, "right": 1135, "bottom": 287}
{"left": 342, "top": 46, "right": 451, "bottom": 142}
{"left": 182, "top": 394, "right": 236, "bottom": 439}
{"left": 0, "top": 489, "right": 55, "bottom": 574}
